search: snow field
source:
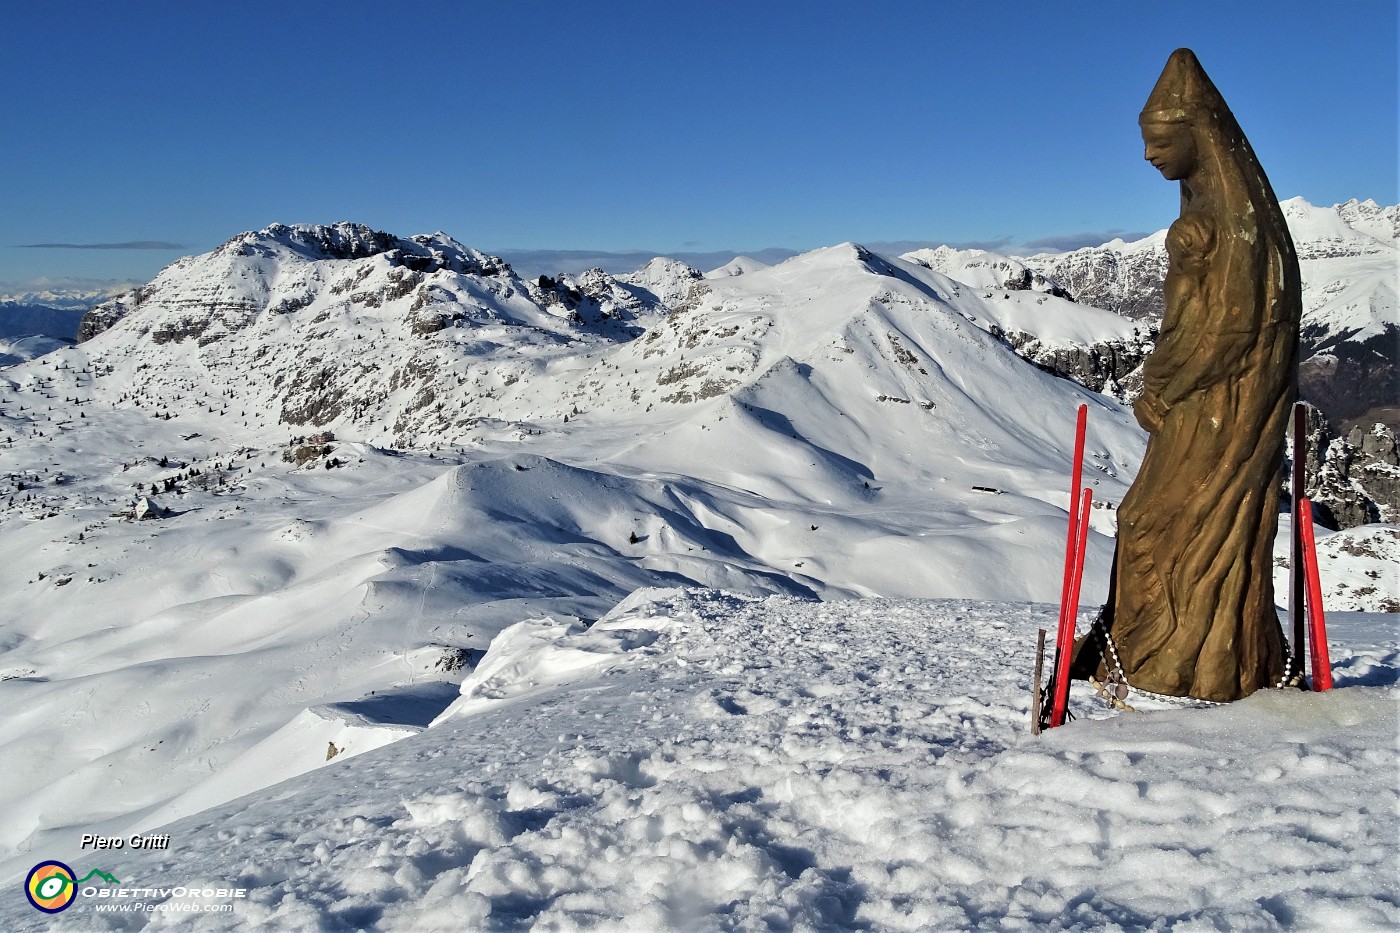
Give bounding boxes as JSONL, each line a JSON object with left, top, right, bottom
{"left": 11, "top": 589, "right": 1396, "bottom": 932}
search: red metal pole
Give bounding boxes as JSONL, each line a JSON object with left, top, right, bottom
{"left": 1069, "top": 489, "right": 1093, "bottom": 625}
{"left": 1290, "top": 403, "right": 1307, "bottom": 677}
{"left": 1299, "top": 498, "right": 1334, "bottom": 691}
{"left": 1051, "top": 487, "right": 1093, "bottom": 726}
{"left": 1048, "top": 405, "right": 1088, "bottom": 728}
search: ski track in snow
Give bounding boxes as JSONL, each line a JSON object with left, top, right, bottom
{"left": 10, "top": 590, "right": 1396, "bottom": 932}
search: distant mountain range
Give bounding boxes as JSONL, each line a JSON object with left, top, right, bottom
{"left": 6, "top": 198, "right": 1394, "bottom": 525}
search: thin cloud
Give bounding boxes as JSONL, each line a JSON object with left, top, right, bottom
{"left": 1020, "top": 230, "right": 1152, "bottom": 252}
{"left": 16, "top": 240, "right": 186, "bottom": 250}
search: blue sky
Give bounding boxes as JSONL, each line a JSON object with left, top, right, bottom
{"left": 2, "top": 1, "right": 1395, "bottom": 289}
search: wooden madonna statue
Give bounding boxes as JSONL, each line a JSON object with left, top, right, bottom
{"left": 1075, "top": 49, "right": 1303, "bottom": 702}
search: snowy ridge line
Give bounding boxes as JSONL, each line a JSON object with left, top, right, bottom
{"left": 4, "top": 590, "right": 1394, "bottom": 931}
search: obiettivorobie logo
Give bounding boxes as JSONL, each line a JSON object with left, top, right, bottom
{"left": 23, "top": 859, "right": 248, "bottom": 916}
{"left": 24, "top": 861, "right": 121, "bottom": 914}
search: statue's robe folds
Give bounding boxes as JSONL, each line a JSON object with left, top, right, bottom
{"left": 1077, "top": 49, "right": 1301, "bottom": 702}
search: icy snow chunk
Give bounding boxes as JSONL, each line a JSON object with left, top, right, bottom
{"left": 432, "top": 605, "right": 682, "bottom": 725}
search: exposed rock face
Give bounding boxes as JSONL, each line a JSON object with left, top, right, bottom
{"left": 998, "top": 327, "right": 1154, "bottom": 403}
{"left": 1027, "top": 238, "right": 1169, "bottom": 322}
{"left": 526, "top": 268, "right": 662, "bottom": 331}
{"left": 78, "top": 290, "right": 144, "bottom": 342}
{"left": 1297, "top": 409, "right": 1400, "bottom": 528}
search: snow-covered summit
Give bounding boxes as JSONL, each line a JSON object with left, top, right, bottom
{"left": 901, "top": 245, "right": 1070, "bottom": 298}
{"left": 618, "top": 256, "right": 705, "bottom": 307}
{"left": 704, "top": 255, "right": 771, "bottom": 278}
{"left": 1278, "top": 196, "right": 1398, "bottom": 256}
{"left": 220, "top": 222, "right": 514, "bottom": 276}
{"left": 77, "top": 222, "right": 519, "bottom": 341}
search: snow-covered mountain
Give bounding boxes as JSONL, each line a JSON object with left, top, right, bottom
{"left": 899, "top": 245, "right": 1070, "bottom": 299}
{"left": 1, "top": 220, "right": 1394, "bottom": 928}
{"left": 899, "top": 247, "right": 1152, "bottom": 401}
{"left": 70, "top": 222, "right": 1151, "bottom": 455}
{"left": 704, "top": 255, "right": 771, "bottom": 279}
{"left": 1020, "top": 198, "right": 1396, "bottom": 327}
{"left": 1017, "top": 198, "right": 1398, "bottom": 431}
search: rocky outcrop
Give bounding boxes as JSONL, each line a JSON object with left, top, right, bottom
{"left": 525, "top": 268, "right": 665, "bottom": 331}
{"left": 1026, "top": 242, "right": 1167, "bottom": 322}
{"left": 1295, "top": 406, "right": 1399, "bottom": 529}
{"left": 77, "top": 289, "right": 142, "bottom": 342}
{"left": 996, "top": 327, "right": 1154, "bottom": 403}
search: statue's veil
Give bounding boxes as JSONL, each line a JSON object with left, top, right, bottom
{"left": 1139, "top": 48, "right": 1299, "bottom": 321}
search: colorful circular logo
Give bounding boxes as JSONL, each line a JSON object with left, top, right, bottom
{"left": 25, "top": 861, "right": 77, "bottom": 913}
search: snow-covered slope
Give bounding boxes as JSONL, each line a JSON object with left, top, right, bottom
{"left": 1275, "top": 521, "right": 1400, "bottom": 613}
{"left": 900, "top": 245, "right": 1069, "bottom": 298}
{"left": 1, "top": 221, "right": 1395, "bottom": 927}
{"left": 2, "top": 590, "right": 1394, "bottom": 931}
{"left": 898, "top": 246, "right": 1153, "bottom": 401}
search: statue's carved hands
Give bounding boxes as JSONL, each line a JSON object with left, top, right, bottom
{"left": 1134, "top": 390, "right": 1168, "bottom": 433}
{"left": 1165, "top": 212, "right": 1216, "bottom": 275}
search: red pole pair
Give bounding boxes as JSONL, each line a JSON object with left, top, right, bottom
{"left": 1298, "top": 498, "right": 1333, "bottom": 691}
{"left": 1048, "top": 405, "right": 1091, "bottom": 728}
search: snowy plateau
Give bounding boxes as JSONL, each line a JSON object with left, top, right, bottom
{"left": 0, "top": 208, "right": 1396, "bottom": 931}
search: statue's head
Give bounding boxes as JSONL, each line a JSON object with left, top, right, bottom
{"left": 1138, "top": 48, "right": 1220, "bottom": 183}
{"left": 1139, "top": 120, "right": 1197, "bottom": 181}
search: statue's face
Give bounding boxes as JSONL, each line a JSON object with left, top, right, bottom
{"left": 1140, "top": 121, "right": 1197, "bottom": 180}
